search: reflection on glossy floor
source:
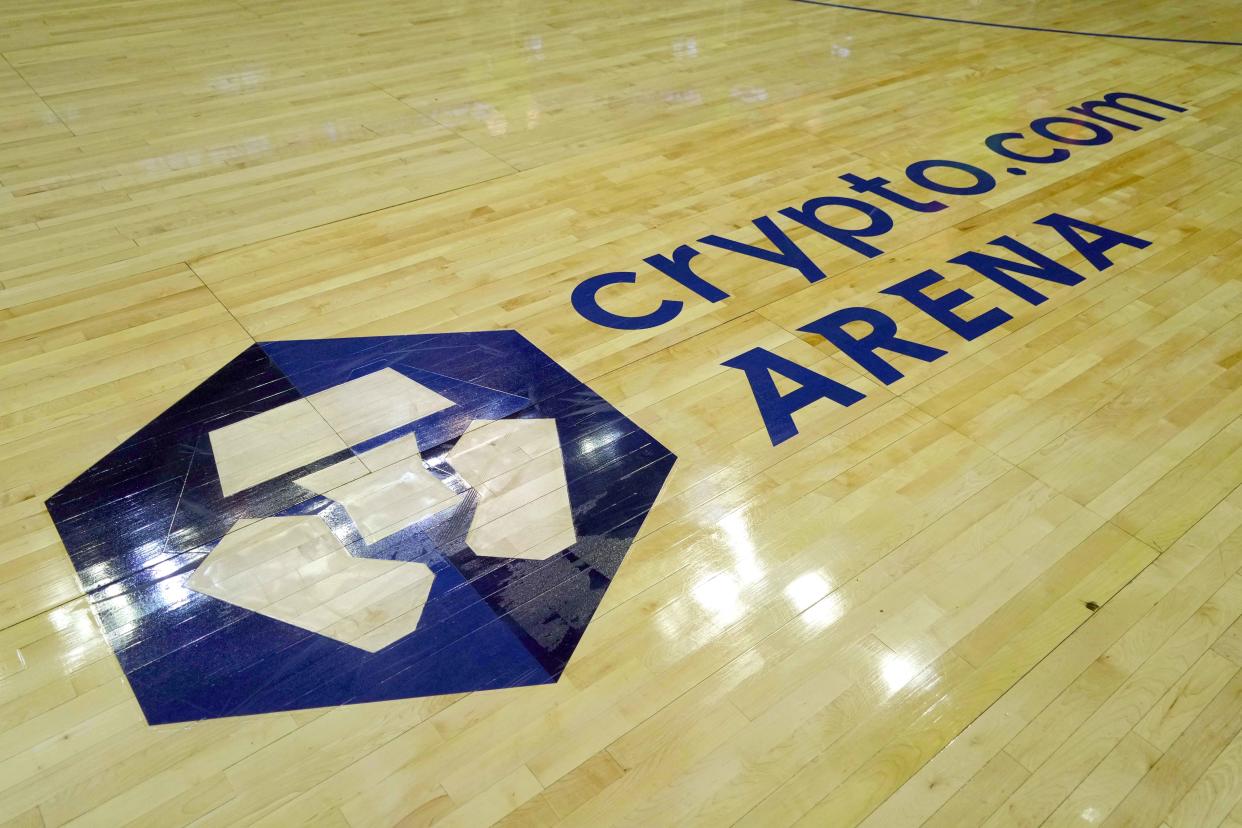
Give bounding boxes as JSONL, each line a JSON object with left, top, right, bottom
{"left": 1, "top": 0, "right": 1241, "bottom": 824}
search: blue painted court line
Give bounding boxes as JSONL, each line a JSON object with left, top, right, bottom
{"left": 788, "top": 0, "right": 1242, "bottom": 47}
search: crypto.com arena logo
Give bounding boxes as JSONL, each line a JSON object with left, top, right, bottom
{"left": 48, "top": 333, "right": 674, "bottom": 724}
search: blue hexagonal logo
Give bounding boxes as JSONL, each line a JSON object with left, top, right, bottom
{"left": 47, "top": 333, "right": 675, "bottom": 724}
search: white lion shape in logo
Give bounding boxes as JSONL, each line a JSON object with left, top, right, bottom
{"left": 187, "top": 368, "right": 575, "bottom": 652}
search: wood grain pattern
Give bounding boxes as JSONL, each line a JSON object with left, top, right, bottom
{"left": 1, "top": 0, "right": 1240, "bottom": 824}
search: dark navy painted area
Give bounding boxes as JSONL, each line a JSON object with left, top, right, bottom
{"left": 47, "top": 332, "right": 675, "bottom": 724}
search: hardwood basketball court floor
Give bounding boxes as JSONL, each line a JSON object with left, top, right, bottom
{"left": 1, "top": 0, "right": 1241, "bottom": 825}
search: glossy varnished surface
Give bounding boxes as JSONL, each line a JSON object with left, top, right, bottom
{"left": 2, "top": 0, "right": 1241, "bottom": 824}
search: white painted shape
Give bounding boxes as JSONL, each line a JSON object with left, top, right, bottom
{"left": 357, "top": 432, "right": 423, "bottom": 471}
{"left": 296, "top": 456, "right": 370, "bottom": 491}
{"left": 209, "top": 399, "right": 347, "bottom": 496}
{"left": 308, "top": 368, "right": 456, "bottom": 445}
{"left": 450, "top": 417, "right": 560, "bottom": 484}
{"left": 449, "top": 418, "right": 575, "bottom": 560}
{"left": 187, "top": 515, "right": 434, "bottom": 652}
{"left": 297, "top": 445, "right": 462, "bottom": 543}
{"left": 469, "top": 487, "right": 577, "bottom": 559}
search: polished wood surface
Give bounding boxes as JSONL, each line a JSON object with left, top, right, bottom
{"left": 2, "top": 0, "right": 1241, "bottom": 824}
